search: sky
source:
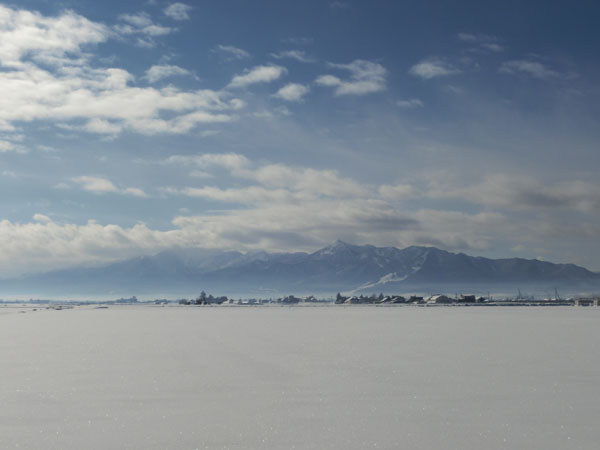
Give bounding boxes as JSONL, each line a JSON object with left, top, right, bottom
{"left": 1, "top": 0, "right": 600, "bottom": 277}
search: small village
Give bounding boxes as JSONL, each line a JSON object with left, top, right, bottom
{"left": 4, "top": 291, "right": 600, "bottom": 308}
{"left": 176, "top": 291, "right": 600, "bottom": 307}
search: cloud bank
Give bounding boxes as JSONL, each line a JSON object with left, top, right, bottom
{"left": 0, "top": 5, "right": 241, "bottom": 136}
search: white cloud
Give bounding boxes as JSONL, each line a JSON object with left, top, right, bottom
{"left": 215, "top": 45, "right": 251, "bottom": 61}
{"left": 164, "top": 3, "right": 192, "bottom": 21}
{"left": 270, "top": 50, "right": 315, "bottom": 63}
{"left": 119, "top": 13, "right": 153, "bottom": 28}
{"left": 314, "top": 75, "right": 341, "bottom": 87}
{"left": 182, "top": 186, "right": 295, "bottom": 204}
{"left": 123, "top": 187, "right": 148, "bottom": 198}
{"left": 0, "top": 195, "right": 510, "bottom": 277}
{"left": 72, "top": 176, "right": 147, "bottom": 197}
{"left": 145, "top": 64, "right": 191, "bottom": 83}
{"left": 228, "top": 65, "right": 287, "bottom": 88}
{"left": 167, "top": 153, "right": 250, "bottom": 173}
{"left": 315, "top": 59, "right": 386, "bottom": 96}
{"left": 0, "top": 5, "right": 109, "bottom": 68}
{"left": 0, "top": 6, "right": 242, "bottom": 136}
{"left": 0, "top": 219, "right": 180, "bottom": 277}
{"left": 0, "top": 140, "right": 15, "bottom": 152}
{"left": 409, "top": 58, "right": 461, "bottom": 79}
{"left": 0, "top": 138, "right": 26, "bottom": 153}
{"left": 273, "top": 83, "right": 309, "bottom": 102}
{"left": 164, "top": 154, "right": 600, "bottom": 256}
{"left": 168, "top": 153, "right": 373, "bottom": 201}
{"left": 396, "top": 98, "right": 424, "bottom": 108}
{"left": 72, "top": 176, "right": 119, "bottom": 194}
{"left": 0, "top": 65, "right": 239, "bottom": 134}
{"left": 33, "top": 213, "right": 52, "bottom": 223}
{"left": 499, "top": 60, "right": 561, "bottom": 80}
{"left": 251, "top": 106, "right": 291, "bottom": 119}
{"left": 116, "top": 12, "right": 172, "bottom": 37}
{"left": 84, "top": 118, "right": 123, "bottom": 135}
{"left": 0, "top": 120, "right": 15, "bottom": 132}
{"left": 4, "top": 154, "right": 600, "bottom": 275}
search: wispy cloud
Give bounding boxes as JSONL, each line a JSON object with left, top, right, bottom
{"left": 409, "top": 58, "right": 461, "bottom": 79}
{"left": 116, "top": 12, "right": 173, "bottom": 47}
{"left": 316, "top": 59, "right": 386, "bottom": 95}
{"left": 397, "top": 98, "right": 424, "bottom": 108}
{"left": 458, "top": 32, "right": 504, "bottom": 52}
{"left": 0, "top": 138, "right": 25, "bottom": 153}
{"left": 164, "top": 3, "right": 192, "bottom": 21}
{"left": 72, "top": 176, "right": 147, "bottom": 197}
{"left": 270, "top": 50, "right": 315, "bottom": 63}
{"left": 273, "top": 83, "right": 310, "bottom": 102}
{"left": 228, "top": 65, "right": 287, "bottom": 88}
{"left": 252, "top": 106, "right": 292, "bottom": 119}
{"left": 0, "top": 140, "right": 15, "bottom": 152}
{"left": 144, "top": 64, "right": 191, "bottom": 83}
{"left": 116, "top": 12, "right": 172, "bottom": 36}
{"left": 499, "top": 59, "right": 564, "bottom": 80}
{"left": 214, "top": 44, "right": 251, "bottom": 61}
{"left": 166, "top": 152, "right": 369, "bottom": 199}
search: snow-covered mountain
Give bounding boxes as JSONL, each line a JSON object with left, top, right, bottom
{"left": 3, "top": 241, "right": 600, "bottom": 297}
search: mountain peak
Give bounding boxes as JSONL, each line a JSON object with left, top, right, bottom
{"left": 313, "top": 239, "right": 356, "bottom": 255}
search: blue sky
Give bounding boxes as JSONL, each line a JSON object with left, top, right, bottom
{"left": 1, "top": 0, "right": 600, "bottom": 276}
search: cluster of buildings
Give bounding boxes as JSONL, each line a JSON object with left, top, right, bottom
{"left": 335, "top": 294, "right": 485, "bottom": 305}
{"left": 174, "top": 291, "right": 600, "bottom": 307}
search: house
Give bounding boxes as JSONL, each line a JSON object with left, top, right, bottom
{"left": 575, "top": 297, "right": 599, "bottom": 306}
{"left": 426, "top": 295, "right": 452, "bottom": 304}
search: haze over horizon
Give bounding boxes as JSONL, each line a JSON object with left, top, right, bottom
{"left": 1, "top": 0, "right": 600, "bottom": 277}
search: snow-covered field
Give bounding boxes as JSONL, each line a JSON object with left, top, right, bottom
{"left": 1, "top": 305, "right": 599, "bottom": 450}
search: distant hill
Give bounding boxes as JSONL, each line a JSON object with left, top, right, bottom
{"left": 2, "top": 241, "right": 600, "bottom": 298}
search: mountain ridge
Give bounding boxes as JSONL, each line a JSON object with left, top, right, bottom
{"left": 2, "top": 241, "right": 599, "bottom": 297}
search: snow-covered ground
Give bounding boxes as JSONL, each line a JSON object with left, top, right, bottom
{"left": 1, "top": 305, "right": 599, "bottom": 450}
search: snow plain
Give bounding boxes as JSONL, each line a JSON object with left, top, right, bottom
{"left": 1, "top": 305, "right": 599, "bottom": 450}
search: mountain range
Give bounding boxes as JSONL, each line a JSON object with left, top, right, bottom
{"left": 3, "top": 241, "right": 600, "bottom": 298}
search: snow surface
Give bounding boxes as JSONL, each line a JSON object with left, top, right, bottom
{"left": 1, "top": 305, "right": 600, "bottom": 450}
